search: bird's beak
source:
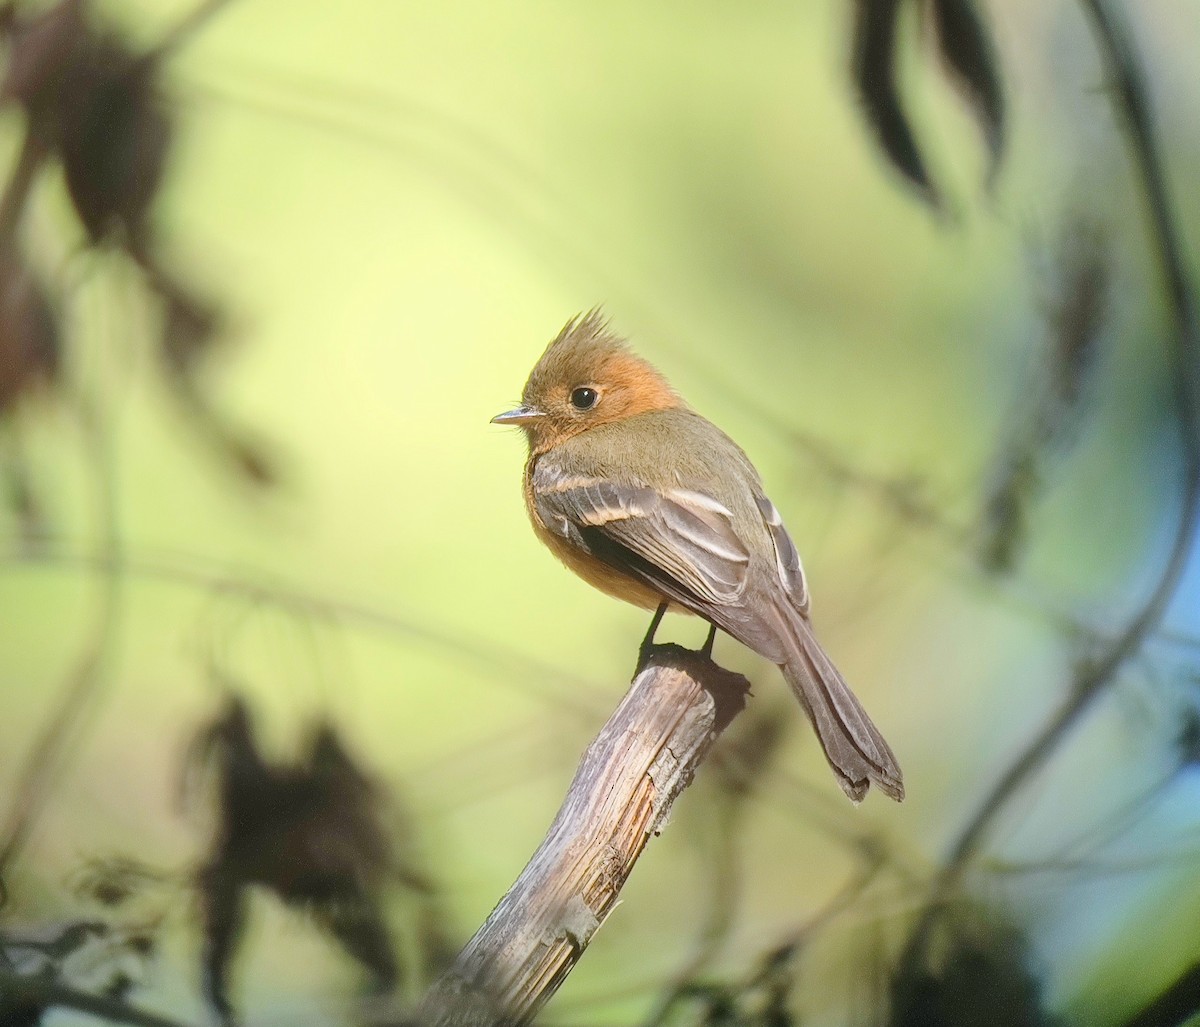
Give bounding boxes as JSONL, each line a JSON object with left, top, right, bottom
{"left": 491, "top": 405, "right": 545, "bottom": 425}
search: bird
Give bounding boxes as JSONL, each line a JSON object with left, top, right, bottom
{"left": 492, "top": 311, "right": 903, "bottom": 803}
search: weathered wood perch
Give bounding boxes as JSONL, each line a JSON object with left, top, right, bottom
{"left": 412, "top": 643, "right": 750, "bottom": 1027}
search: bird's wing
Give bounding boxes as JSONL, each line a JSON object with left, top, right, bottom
{"left": 532, "top": 466, "right": 751, "bottom": 607}
{"left": 753, "top": 493, "right": 810, "bottom": 616}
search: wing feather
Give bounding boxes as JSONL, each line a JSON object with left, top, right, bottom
{"left": 532, "top": 465, "right": 750, "bottom": 607}
{"left": 754, "top": 493, "right": 810, "bottom": 615}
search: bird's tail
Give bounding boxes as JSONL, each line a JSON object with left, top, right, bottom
{"left": 779, "top": 616, "right": 904, "bottom": 803}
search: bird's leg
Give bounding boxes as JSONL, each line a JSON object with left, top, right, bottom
{"left": 635, "top": 602, "right": 669, "bottom": 674}
{"left": 700, "top": 622, "right": 717, "bottom": 659}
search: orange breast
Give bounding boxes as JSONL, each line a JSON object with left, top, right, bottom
{"left": 523, "top": 458, "right": 669, "bottom": 612}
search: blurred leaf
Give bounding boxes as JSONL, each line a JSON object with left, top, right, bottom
{"left": 0, "top": 0, "right": 273, "bottom": 500}
{"left": 929, "top": 0, "right": 1005, "bottom": 181}
{"left": 58, "top": 42, "right": 169, "bottom": 245}
{"left": 889, "top": 908, "right": 1056, "bottom": 1027}
{"left": 1122, "top": 962, "right": 1200, "bottom": 1027}
{"left": 190, "top": 698, "right": 407, "bottom": 1024}
{"left": 1044, "top": 221, "right": 1109, "bottom": 412}
{"left": 1, "top": 1, "right": 170, "bottom": 243}
{"left": 0, "top": 980, "right": 47, "bottom": 1027}
{"left": 1172, "top": 687, "right": 1200, "bottom": 771}
{"left": 852, "top": 0, "right": 939, "bottom": 205}
{"left": 978, "top": 447, "right": 1037, "bottom": 574}
{"left": 850, "top": 0, "right": 1006, "bottom": 206}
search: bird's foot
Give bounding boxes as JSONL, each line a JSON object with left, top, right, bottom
{"left": 634, "top": 601, "right": 669, "bottom": 677}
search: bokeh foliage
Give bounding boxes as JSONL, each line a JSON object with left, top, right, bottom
{"left": 1, "top": 0, "right": 1198, "bottom": 1024}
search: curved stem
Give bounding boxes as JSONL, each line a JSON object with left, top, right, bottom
{"left": 0, "top": 390, "right": 123, "bottom": 893}
{"left": 899, "top": 0, "right": 1200, "bottom": 975}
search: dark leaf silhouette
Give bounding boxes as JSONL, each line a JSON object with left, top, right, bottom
{"left": 889, "top": 908, "right": 1056, "bottom": 1027}
{"left": 978, "top": 446, "right": 1037, "bottom": 574}
{"left": 158, "top": 283, "right": 221, "bottom": 380}
{"left": 1122, "top": 962, "right": 1200, "bottom": 1027}
{"left": 1, "top": 0, "right": 167, "bottom": 242}
{"left": 57, "top": 40, "right": 169, "bottom": 246}
{"left": 852, "top": 0, "right": 939, "bottom": 204}
{"left": 930, "top": 0, "right": 1005, "bottom": 180}
{"left": 0, "top": 990, "right": 45, "bottom": 1027}
{"left": 849, "top": 0, "right": 1005, "bottom": 206}
{"left": 1173, "top": 693, "right": 1200, "bottom": 771}
{"left": 188, "top": 697, "right": 421, "bottom": 1025}
{"left": 0, "top": 0, "right": 274, "bottom": 490}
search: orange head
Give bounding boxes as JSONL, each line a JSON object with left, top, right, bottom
{"left": 493, "top": 310, "right": 682, "bottom": 454}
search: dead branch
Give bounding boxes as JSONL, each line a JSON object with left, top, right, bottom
{"left": 412, "top": 643, "right": 750, "bottom": 1027}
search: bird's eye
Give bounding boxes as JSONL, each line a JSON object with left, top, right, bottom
{"left": 570, "top": 387, "right": 598, "bottom": 410}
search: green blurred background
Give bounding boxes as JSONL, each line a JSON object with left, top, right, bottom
{"left": 2, "top": 0, "right": 1199, "bottom": 1023}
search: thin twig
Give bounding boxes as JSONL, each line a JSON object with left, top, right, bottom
{"left": 897, "top": 0, "right": 1200, "bottom": 977}
{"left": 152, "top": 0, "right": 241, "bottom": 59}
{"left": 0, "top": 542, "right": 610, "bottom": 717}
{"left": 640, "top": 790, "right": 745, "bottom": 1027}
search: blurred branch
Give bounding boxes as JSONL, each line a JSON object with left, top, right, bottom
{"left": 1121, "top": 962, "right": 1200, "bottom": 1027}
{"left": 0, "top": 132, "right": 45, "bottom": 241}
{"left": 978, "top": 218, "right": 1111, "bottom": 573}
{"left": 36, "top": 529, "right": 1200, "bottom": 664}
{"left": 784, "top": 422, "right": 967, "bottom": 543}
{"left": 1080, "top": 0, "right": 1199, "bottom": 338}
{"left": 0, "top": 542, "right": 610, "bottom": 716}
{"left": 645, "top": 853, "right": 883, "bottom": 1027}
{"left": 412, "top": 644, "right": 750, "bottom": 1027}
{"left": 640, "top": 711, "right": 787, "bottom": 1027}
{"left": 0, "top": 965, "right": 195, "bottom": 1027}
{"left": 153, "top": 0, "right": 240, "bottom": 59}
{"left": 0, "top": 572, "right": 119, "bottom": 886}
{"left": 897, "top": 0, "right": 1200, "bottom": 979}
{"left": 0, "top": 395, "right": 123, "bottom": 897}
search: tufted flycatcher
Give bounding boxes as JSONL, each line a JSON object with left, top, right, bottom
{"left": 493, "top": 311, "right": 903, "bottom": 803}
